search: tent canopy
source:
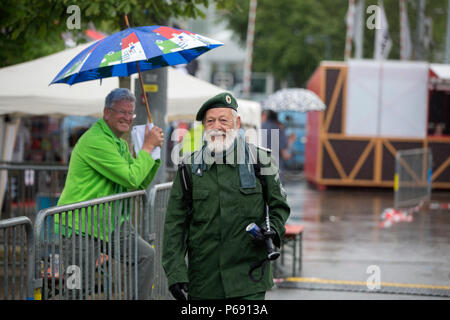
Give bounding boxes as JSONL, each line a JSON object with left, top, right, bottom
{"left": 430, "top": 63, "right": 450, "bottom": 91}
{"left": 0, "top": 43, "right": 116, "bottom": 117}
{"left": 0, "top": 42, "right": 261, "bottom": 128}
{"left": 430, "top": 64, "right": 450, "bottom": 80}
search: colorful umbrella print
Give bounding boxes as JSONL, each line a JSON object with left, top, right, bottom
{"left": 51, "top": 26, "right": 222, "bottom": 85}
{"left": 50, "top": 23, "right": 223, "bottom": 122}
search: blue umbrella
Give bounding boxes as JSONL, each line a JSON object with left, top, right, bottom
{"left": 50, "top": 21, "right": 222, "bottom": 121}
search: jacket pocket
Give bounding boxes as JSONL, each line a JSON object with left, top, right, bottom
{"left": 238, "top": 186, "right": 264, "bottom": 219}
{"left": 239, "top": 184, "right": 263, "bottom": 195}
{"left": 191, "top": 189, "right": 210, "bottom": 224}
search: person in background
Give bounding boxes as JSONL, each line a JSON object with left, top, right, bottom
{"left": 261, "top": 109, "right": 293, "bottom": 172}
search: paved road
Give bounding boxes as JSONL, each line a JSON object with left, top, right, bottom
{"left": 266, "top": 177, "right": 450, "bottom": 300}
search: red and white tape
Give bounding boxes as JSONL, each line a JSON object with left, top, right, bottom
{"left": 429, "top": 202, "right": 450, "bottom": 210}
{"left": 379, "top": 208, "right": 413, "bottom": 228}
{"left": 380, "top": 200, "right": 450, "bottom": 228}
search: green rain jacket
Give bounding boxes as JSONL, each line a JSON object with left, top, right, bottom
{"left": 162, "top": 142, "right": 290, "bottom": 299}
{"left": 55, "top": 119, "right": 160, "bottom": 240}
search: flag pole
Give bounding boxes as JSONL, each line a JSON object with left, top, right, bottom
{"left": 243, "top": 0, "right": 257, "bottom": 98}
{"left": 445, "top": 0, "right": 450, "bottom": 63}
{"left": 124, "top": 14, "right": 152, "bottom": 123}
{"left": 416, "top": 0, "right": 426, "bottom": 60}
{"left": 345, "top": 0, "right": 356, "bottom": 60}
{"left": 375, "top": 1, "right": 385, "bottom": 137}
{"left": 399, "top": 0, "right": 412, "bottom": 60}
{"left": 354, "top": 0, "right": 365, "bottom": 59}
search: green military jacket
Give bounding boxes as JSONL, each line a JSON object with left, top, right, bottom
{"left": 162, "top": 142, "right": 290, "bottom": 299}
{"left": 55, "top": 119, "right": 160, "bottom": 240}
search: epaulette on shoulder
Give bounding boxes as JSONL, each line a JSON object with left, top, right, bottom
{"left": 180, "top": 148, "right": 205, "bottom": 165}
{"left": 180, "top": 151, "right": 194, "bottom": 165}
{"left": 247, "top": 143, "right": 272, "bottom": 166}
{"left": 255, "top": 145, "right": 272, "bottom": 154}
{"left": 247, "top": 142, "right": 272, "bottom": 154}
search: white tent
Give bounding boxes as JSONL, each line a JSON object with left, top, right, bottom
{"left": 0, "top": 42, "right": 261, "bottom": 128}
{"left": 0, "top": 43, "right": 117, "bottom": 117}
{"left": 430, "top": 63, "right": 450, "bottom": 91}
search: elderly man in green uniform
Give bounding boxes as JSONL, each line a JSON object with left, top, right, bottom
{"left": 57, "top": 88, "right": 164, "bottom": 299}
{"left": 162, "top": 92, "right": 290, "bottom": 300}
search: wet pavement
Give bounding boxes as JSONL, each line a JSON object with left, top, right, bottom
{"left": 266, "top": 176, "right": 450, "bottom": 300}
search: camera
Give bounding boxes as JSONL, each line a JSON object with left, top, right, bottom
{"left": 246, "top": 223, "right": 280, "bottom": 261}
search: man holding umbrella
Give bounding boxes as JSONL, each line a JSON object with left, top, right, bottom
{"left": 162, "top": 92, "right": 290, "bottom": 300}
{"left": 56, "top": 88, "right": 164, "bottom": 299}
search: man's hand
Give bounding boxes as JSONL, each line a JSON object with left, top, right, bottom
{"left": 142, "top": 125, "right": 164, "bottom": 154}
{"left": 252, "top": 225, "right": 277, "bottom": 247}
{"left": 169, "top": 282, "right": 188, "bottom": 300}
{"left": 260, "top": 226, "right": 276, "bottom": 240}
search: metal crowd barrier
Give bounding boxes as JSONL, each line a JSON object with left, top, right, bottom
{"left": 394, "top": 148, "right": 432, "bottom": 209}
{"left": 0, "top": 162, "right": 68, "bottom": 222}
{"left": 0, "top": 216, "right": 35, "bottom": 300}
{"left": 1, "top": 181, "right": 176, "bottom": 300}
{"left": 147, "top": 182, "right": 173, "bottom": 300}
{"left": 33, "top": 190, "right": 146, "bottom": 300}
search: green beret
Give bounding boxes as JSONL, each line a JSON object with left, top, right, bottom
{"left": 196, "top": 92, "right": 238, "bottom": 121}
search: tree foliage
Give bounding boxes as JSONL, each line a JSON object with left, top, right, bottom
{"left": 0, "top": 0, "right": 236, "bottom": 68}
{"left": 220, "top": 0, "right": 449, "bottom": 88}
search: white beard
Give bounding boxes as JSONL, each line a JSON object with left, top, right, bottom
{"left": 204, "top": 128, "right": 238, "bottom": 153}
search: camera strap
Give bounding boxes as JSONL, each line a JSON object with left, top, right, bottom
{"left": 178, "top": 162, "right": 193, "bottom": 251}
{"left": 248, "top": 154, "right": 273, "bottom": 283}
{"left": 248, "top": 257, "right": 270, "bottom": 282}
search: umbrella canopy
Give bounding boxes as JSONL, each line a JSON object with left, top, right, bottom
{"left": 264, "top": 88, "right": 326, "bottom": 112}
{"left": 50, "top": 25, "right": 222, "bottom": 85}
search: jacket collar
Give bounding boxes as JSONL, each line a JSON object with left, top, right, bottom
{"left": 204, "top": 139, "right": 238, "bottom": 169}
{"left": 99, "top": 118, "right": 121, "bottom": 142}
{"left": 194, "top": 134, "right": 256, "bottom": 188}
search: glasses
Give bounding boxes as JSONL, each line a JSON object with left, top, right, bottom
{"left": 110, "top": 108, "right": 136, "bottom": 119}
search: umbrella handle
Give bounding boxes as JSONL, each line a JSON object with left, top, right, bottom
{"left": 123, "top": 13, "right": 152, "bottom": 123}
{"left": 136, "top": 62, "right": 153, "bottom": 123}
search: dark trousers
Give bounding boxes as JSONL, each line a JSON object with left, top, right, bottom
{"left": 62, "top": 221, "right": 154, "bottom": 300}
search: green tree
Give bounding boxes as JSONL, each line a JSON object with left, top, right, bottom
{"left": 220, "top": 0, "right": 449, "bottom": 88}
{"left": 0, "top": 0, "right": 236, "bottom": 68}
{"left": 220, "top": 0, "right": 347, "bottom": 87}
